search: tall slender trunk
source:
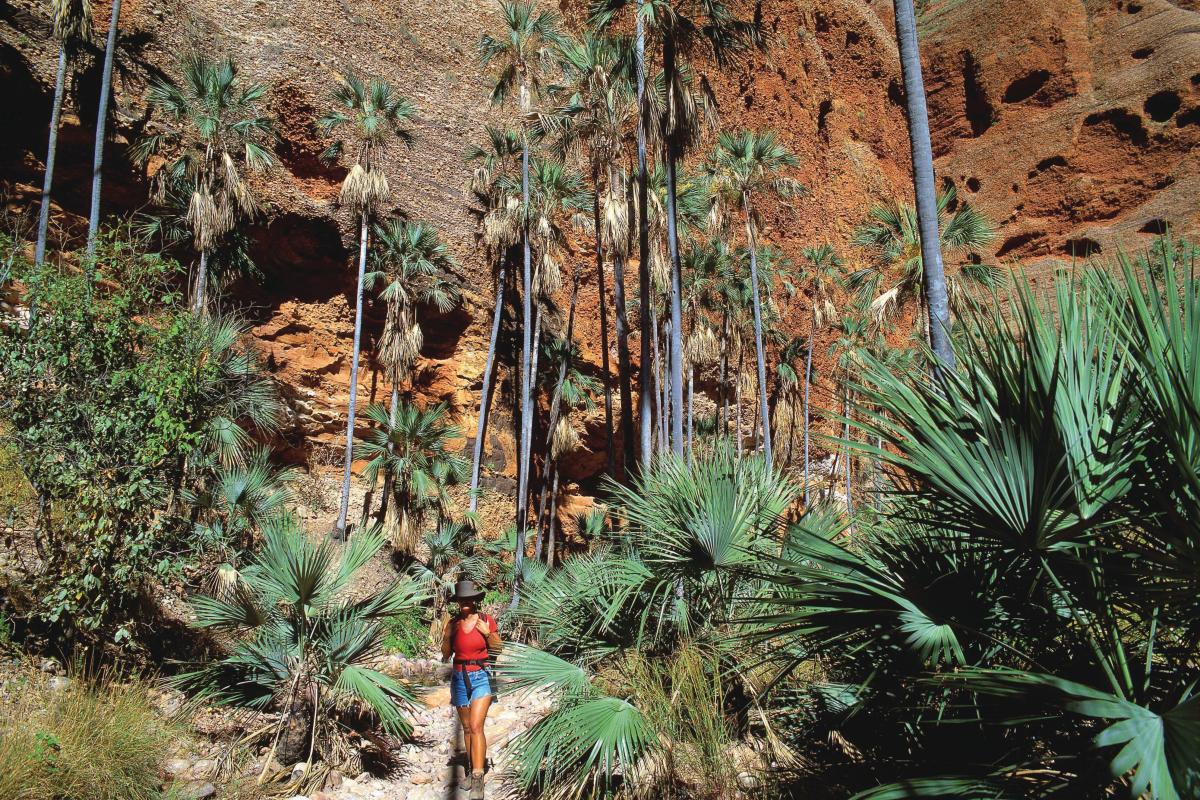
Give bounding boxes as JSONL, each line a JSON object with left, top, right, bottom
{"left": 612, "top": 249, "right": 635, "bottom": 479}
{"left": 86, "top": 0, "right": 122, "bottom": 258}
{"left": 376, "top": 382, "right": 400, "bottom": 524}
{"left": 662, "top": 30, "right": 685, "bottom": 458}
{"left": 719, "top": 312, "right": 729, "bottom": 437}
{"left": 892, "top": 0, "right": 953, "bottom": 372}
{"left": 635, "top": 7, "right": 654, "bottom": 468}
{"left": 36, "top": 45, "right": 69, "bottom": 266}
{"left": 193, "top": 249, "right": 209, "bottom": 316}
{"left": 592, "top": 166, "right": 616, "bottom": 477}
{"left": 735, "top": 350, "right": 744, "bottom": 458}
{"left": 513, "top": 79, "right": 534, "bottom": 606}
{"left": 743, "top": 196, "right": 773, "bottom": 465}
{"left": 546, "top": 466, "right": 560, "bottom": 569}
{"left": 335, "top": 211, "right": 369, "bottom": 537}
{"left": 843, "top": 383, "right": 853, "bottom": 529}
{"left": 469, "top": 252, "right": 507, "bottom": 516}
{"left": 803, "top": 316, "right": 815, "bottom": 505}
{"left": 652, "top": 311, "right": 666, "bottom": 454}
{"left": 687, "top": 366, "right": 694, "bottom": 464}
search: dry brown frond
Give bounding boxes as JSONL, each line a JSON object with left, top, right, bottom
{"left": 341, "top": 164, "right": 389, "bottom": 213}
{"left": 686, "top": 325, "right": 720, "bottom": 368}
{"left": 551, "top": 416, "right": 580, "bottom": 459}
{"left": 537, "top": 251, "right": 562, "bottom": 297}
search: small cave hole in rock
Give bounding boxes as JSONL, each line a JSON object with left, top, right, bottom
{"left": 1176, "top": 106, "right": 1200, "bottom": 128}
{"left": 1132, "top": 47, "right": 1154, "bottom": 60}
{"left": 817, "top": 99, "right": 833, "bottom": 133}
{"left": 962, "top": 51, "right": 995, "bottom": 136}
{"left": 1126, "top": 1, "right": 1142, "bottom": 12}
{"left": 1028, "top": 155, "right": 1068, "bottom": 178}
{"left": 744, "top": 94, "right": 754, "bottom": 110}
{"left": 996, "top": 232, "right": 1039, "bottom": 258}
{"left": 1140, "top": 219, "right": 1169, "bottom": 235}
{"left": 1144, "top": 91, "right": 1181, "bottom": 123}
{"left": 1003, "top": 70, "right": 1051, "bottom": 104}
{"left": 966, "top": 177, "right": 981, "bottom": 193}
{"left": 1084, "top": 108, "right": 1148, "bottom": 145}
{"left": 1193, "top": 74, "right": 1200, "bottom": 87}
{"left": 845, "top": 30, "right": 860, "bottom": 46}
{"left": 1012, "top": 183, "right": 1020, "bottom": 193}
{"left": 887, "top": 78, "right": 904, "bottom": 107}
{"left": 1064, "top": 237, "right": 1103, "bottom": 258}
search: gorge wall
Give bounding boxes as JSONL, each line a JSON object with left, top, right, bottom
{"left": 2, "top": 0, "right": 1198, "bottom": 515}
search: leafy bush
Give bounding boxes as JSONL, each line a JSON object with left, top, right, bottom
{"left": 382, "top": 607, "right": 430, "bottom": 657}
{"left": 0, "top": 669, "right": 178, "bottom": 800}
{"left": 0, "top": 230, "right": 281, "bottom": 639}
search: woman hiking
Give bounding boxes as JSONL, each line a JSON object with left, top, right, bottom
{"left": 441, "top": 579, "right": 501, "bottom": 800}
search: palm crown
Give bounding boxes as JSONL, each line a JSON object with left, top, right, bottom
{"left": 477, "top": 0, "right": 565, "bottom": 112}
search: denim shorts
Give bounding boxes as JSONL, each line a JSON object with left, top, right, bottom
{"left": 450, "top": 668, "right": 492, "bottom": 707}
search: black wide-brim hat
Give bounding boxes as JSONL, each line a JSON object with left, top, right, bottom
{"left": 449, "top": 579, "right": 485, "bottom": 602}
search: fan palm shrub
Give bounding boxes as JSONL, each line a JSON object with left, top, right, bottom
{"left": 353, "top": 400, "right": 468, "bottom": 552}
{"left": 133, "top": 53, "right": 276, "bottom": 315}
{"left": 316, "top": 72, "right": 416, "bottom": 539}
{"left": 499, "top": 448, "right": 803, "bottom": 797}
{"left": 180, "top": 520, "right": 426, "bottom": 779}
{"left": 757, "top": 251, "right": 1200, "bottom": 798}
{"left": 848, "top": 188, "right": 996, "bottom": 334}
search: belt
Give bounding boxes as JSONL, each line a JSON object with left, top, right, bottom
{"left": 453, "top": 659, "right": 489, "bottom": 672}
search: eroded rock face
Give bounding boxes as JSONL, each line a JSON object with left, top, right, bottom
{"left": 1, "top": 0, "right": 1198, "bottom": 494}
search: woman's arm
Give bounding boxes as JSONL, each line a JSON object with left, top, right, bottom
{"left": 481, "top": 615, "right": 503, "bottom": 654}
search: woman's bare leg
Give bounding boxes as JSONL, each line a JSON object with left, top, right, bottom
{"left": 468, "top": 693, "right": 494, "bottom": 774}
{"left": 456, "top": 705, "right": 473, "bottom": 766}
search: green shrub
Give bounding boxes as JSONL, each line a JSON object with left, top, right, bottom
{"left": 0, "top": 670, "right": 178, "bottom": 800}
{"left": 382, "top": 606, "right": 430, "bottom": 657}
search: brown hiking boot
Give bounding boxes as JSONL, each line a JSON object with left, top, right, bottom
{"left": 469, "top": 770, "right": 485, "bottom": 800}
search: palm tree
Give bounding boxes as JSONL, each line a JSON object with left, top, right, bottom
{"left": 133, "top": 53, "right": 276, "bottom": 315}
{"left": 84, "top": 0, "right": 121, "bottom": 257}
{"left": 36, "top": 0, "right": 91, "bottom": 266}
{"left": 466, "top": 126, "right": 523, "bottom": 515}
{"left": 847, "top": 187, "right": 996, "bottom": 333}
{"left": 541, "top": 32, "right": 636, "bottom": 478}
{"left": 891, "top": 0, "right": 954, "bottom": 370}
{"left": 316, "top": 72, "right": 416, "bottom": 539}
{"left": 354, "top": 400, "right": 469, "bottom": 553}
{"left": 478, "top": 0, "right": 562, "bottom": 600}
{"left": 184, "top": 445, "right": 296, "bottom": 552}
{"left": 180, "top": 520, "right": 426, "bottom": 778}
{"left": 704, "top": 130, "right": 803, "bottom": 465}
{"left": 796, "top": 244, "right": 842, "bottom": 504}
{"left": 366, "top": 219, "right": 460, "bottom": 523}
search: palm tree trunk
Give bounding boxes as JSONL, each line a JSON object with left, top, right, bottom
{"left": 735, "top": 350, "right": 744, "bottom": 458}
{"left": 652, "top": 312, "right": 666, "bottom": 454}
{"left": 468, "top": 252, "right": 507, "bottom": 516}
{"left": 662, "top": 30, "right": 685, "bottom": 459}
{"left": 719, "top": 312, "right": 729, "bottom": 437}
{"left": 803, "top": 316, "right": 815, "bottom": 505}
{"left": 843, "top": 383, "right": 853, "bottom": 528}
{"left": 687, "top": 365, "right": 694, "bottom": 464}
{"left": 193, "top": 249, "right": 209, "bottom": 316}
{"left": 335, "top": 211, "right": 369, "bottom": 538}
{"left": 592, "top": 168, "right": 616, "bottom": 478}
{"left": 86, "top": 0, "right": 122, "bottom": 258}
{"left": 376, "top": 382, "right": 400, "bottom": 524}
{"left": 635, "top": 6, "right": 654, "bottom": 468}
{"left": 546, "top": 466, "right": 560, "bottom": 569}
{"left": 743, "top": 197, "right": 773, "bottom": 465}
{"left": 892, "top": 0, "right": 954, "bottom": 372}
{"left": 513, "top": 87, "right": 534, "bottom": 605}
{"left": 612, "top": 250, "right": 635, "bottom": 479}
{"left": 35, "top": 45, "right": 69, "bottom": 267}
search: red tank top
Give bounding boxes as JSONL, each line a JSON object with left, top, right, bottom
{"left": 451, "top": 613, "right": 495, "bottom": 671}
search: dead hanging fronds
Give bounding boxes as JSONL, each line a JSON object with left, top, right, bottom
{"left": 651, "top": 247, "right": 670, "bottom": 294}
{"left": 537, "top": 251, "right": 563, "bottom": 297}
{"left": 602, "top": 185, "right": 630, "bottom": 258}
{"left": 341, "top": 163, "right": 390, "bottom": 214}
{"left": 389, "top": 506, "right": 418, "bottom": 553}
{"left": 551, "top": 416, "right": 580, "bottom": 459}
{"left": 483, "top": 197, "right": 521, "bottom": 248}
{"left": 188, "top": 188, "right": 233, "bottom": 251}
{"left": 686, "top": 325, "right": 720, "bottom": 368}
{"left": 52, "top": 0, "right": 92, "bottom": 42}
{"left": 379, "top": 305, "right": 421, "bottom": 381}
{"left": 204, "top": 563, "right": 241, "bottom": 602}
